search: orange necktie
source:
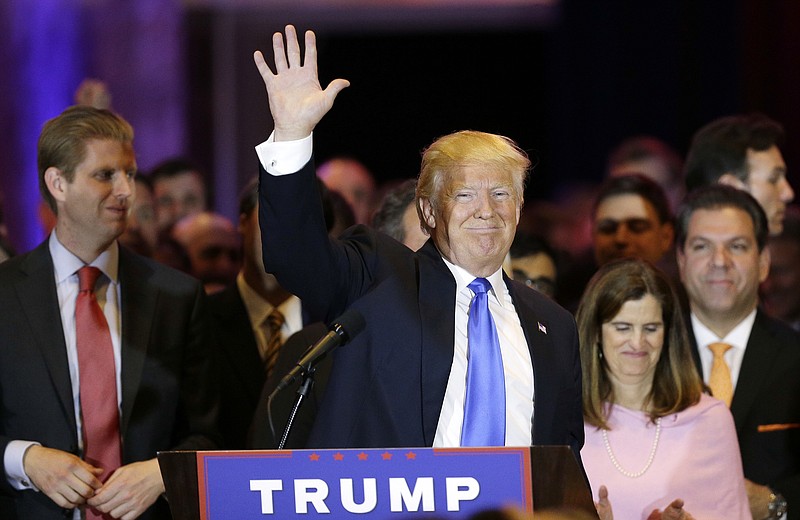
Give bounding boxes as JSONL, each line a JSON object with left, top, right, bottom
{"left": 708, "top": 342, "right": 733, "bottom": 406}
{"left": 76, "top": 266, "right": 121, "bottom": 519}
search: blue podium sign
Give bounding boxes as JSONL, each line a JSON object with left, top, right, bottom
{"left": 197, "top": 447, "right": 533, "bottom": 519}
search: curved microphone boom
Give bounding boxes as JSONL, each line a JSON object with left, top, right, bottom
{"left": 274, "top": 309, "right": 366, "bottom": 393}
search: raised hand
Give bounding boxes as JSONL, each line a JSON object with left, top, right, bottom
{"left": 253, "top": 24, "right": 350, "bottom": 142}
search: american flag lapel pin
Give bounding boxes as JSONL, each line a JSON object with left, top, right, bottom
{"left": 538, "top": 322, "right": 547, "bottom": 334}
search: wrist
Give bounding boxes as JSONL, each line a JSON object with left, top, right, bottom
{"left": 765, "top": 488, "right": 787, "bottom": 519}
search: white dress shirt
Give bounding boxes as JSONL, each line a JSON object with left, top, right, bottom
{"left": 236, "top": 272, "right": 302, "bottom": 360}
{"left": 432, "top": 260, "right": 534, "bottom": 447}
{"left": 691, "top": 309, "right": 756, "bottom": 391}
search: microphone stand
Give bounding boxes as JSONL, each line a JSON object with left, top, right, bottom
{"left": 276, "top": 366, "right": 317, "bottom": 450}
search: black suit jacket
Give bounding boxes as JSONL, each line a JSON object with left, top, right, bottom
{"left": 207, "top": 283, "right": 318, "bottom": 449}
{"left": 689, "top": 309, "right": 800, "bottom": 508}
{"left": 259, "top": 160, "right": 585, "bottom": 462}
{"left": 0, "top": 241, "right": 220, "bottom": 520}
{"left": 207, "top": 283, "right": 266, "bottom": 449}
{"left": 248, "top": 321, "right": 329, "bottom": 449}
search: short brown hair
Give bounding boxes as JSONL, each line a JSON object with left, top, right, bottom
{"left": 37, "top": 105, "right": 134, "bottom": 213}
{"left": 576, "top": 258, "right": 702, "bottom": 430}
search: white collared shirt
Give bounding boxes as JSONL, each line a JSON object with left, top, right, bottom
{"left": 433, "top": 261, "right": 534, "bottom": 447}
{"left": 236, "top": 272, "right": 303, "bottom": 359}
{"left": 691, "top": 309, "right": 756, "bottom": 390}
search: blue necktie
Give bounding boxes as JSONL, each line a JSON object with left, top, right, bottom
{"left": 461, "top": 277, "right": 506, "bottom": 446}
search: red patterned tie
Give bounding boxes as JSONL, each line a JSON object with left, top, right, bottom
{"left": 76, "top": 266, "right": 121, "bottom": 514}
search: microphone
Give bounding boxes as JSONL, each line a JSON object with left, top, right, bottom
{"left": 274, "top": 309, "right": 366, "bottom": 393}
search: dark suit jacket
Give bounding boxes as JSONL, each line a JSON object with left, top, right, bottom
{"left": 689, "top": 309, "right": 800, "bottom": 508}
{"left": 0, "top": 241, "right": 220, "bottom": 520}
{"left": 207, "top": 284, "right": 266, "bottom": 449}
{"left": 207, "top": 283, "right": 318, "bottom": 449}
{"left": 248, "top": 321, "right": 329, "bottom": 449}
{"left": 259, "top": 160, "right": 585, "bottom": 462}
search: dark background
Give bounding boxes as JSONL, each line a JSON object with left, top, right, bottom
{"left": 2, "top": 0, "right": 800, "bottom": 252}
{"left": 184, "top": 0, "right": 799, "bottom": 207}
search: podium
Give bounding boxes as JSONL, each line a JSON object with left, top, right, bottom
{"left": 159, "top": 446, "right": 597, "bottom": 519}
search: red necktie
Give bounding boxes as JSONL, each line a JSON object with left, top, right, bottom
{"left": 76, "top": 266, "right": 121, "bottom": 500}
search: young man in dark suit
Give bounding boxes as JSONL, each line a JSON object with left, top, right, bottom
{"left": 252, "top": 25, "right": 584, "bottom": 463}
{"left": 0, "top": 105, "right": 219, "bottom": 519}
{"left": 676, "top": 185, "right": 799, "bottom": 519}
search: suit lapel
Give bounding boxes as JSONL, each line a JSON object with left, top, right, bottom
{"left": 15, "top": 243, "right": 77, "bottom": 434}
{"left": 117, "top": 249, "right": 157, "bottom": 436}
{"left": 506, "top": 278, "right": 553, "bottom": 441}
{"left": 730, "top": 311, "right": 781, "bottom": 430}
{"left": 211, "top": 285, "right": 264, "bottom": 400}
{"left": 417, "top": 244, "right": 456, "bottom": 446}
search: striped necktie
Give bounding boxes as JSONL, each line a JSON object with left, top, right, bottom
{"left": 263, "top": 309, "right": 285, "bottom": 377}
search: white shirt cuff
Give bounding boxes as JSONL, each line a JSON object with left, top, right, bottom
{"left": 4, "top": 440, "right": 41, "bottom": 491}
{"left": 255, "top": 131, "right": 313, "bottom": 176}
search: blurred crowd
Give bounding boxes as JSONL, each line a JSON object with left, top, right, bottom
{"left": 0, "top": 74, "right": 797, "bottom": 520}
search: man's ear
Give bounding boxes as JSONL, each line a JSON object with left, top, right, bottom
{"left": 420, "top": 198, "right": 436, "bottom": 229}
{"left": 718, "top": 173, "right": 748, "bottom": 190}
{"left": 659, "top": 222, "right": 675, "bottom": 254}
{"left": 44, "top": 167, "right": 67, "bottom": 203}
{"left": 759, "top": 245, "right": 771, "bottom": 284}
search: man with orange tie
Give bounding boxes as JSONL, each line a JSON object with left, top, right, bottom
{"left": 0, "top": 106, "right": 219, "bottom": 519}
{"left": 676, "top": 184, "right": 800, "bottom": 519}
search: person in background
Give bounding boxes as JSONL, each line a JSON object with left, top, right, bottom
{"left": 370, "top": 178, "right": 429, "bottom": 251}
{"left": 118, "top": 175, "right": 158, "bottom": 257}
{"left": 520, "top": 184, "right": 599, "bottom": 314}
{"left": 577, "top": 258, "right": 749, "bottom": 519}
{"left": 684, "top": 112, "right": 793, "bottom": 236}
{"left": 552, "top": 173, "right": 677, "bottom": 315}
{"left": 606, "top": 135, "right": 685, "bottom": 212}
{"left": 676, "top": 184, "right": 798, "bottom": 518}
{"left": 171, "top": 211, "right": 241, "bottom": 295}
{"left": 591, "top": 173, "right": 675, "bottom": 271}
{"left": 321, "top": 180, "right": 357, "bottom": 237}
{"left": 317, "top": 156, "right": 377, "bottom": 225}
{"left": 208, "top": 176, "right": 316, "bottom": 449}
{"left": 760, "top": 204, "right": 800, "bottom": 331}
{"left": 73, "top": 78, "right": 112, "bottom": 110}
{"left": 509, "top": 232, "right": 558, "bottom": 300}
{"left": 0, "top": 105, "right": 219, "bottom": 519}
{"left": 252, "top": 26, "right": 586, "bottom": 467}
{"left": 148, "top": 157, "right": 208, "bottom": 233}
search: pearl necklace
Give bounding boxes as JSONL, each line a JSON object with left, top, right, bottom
{"left": 602, "top": 417, "right": 661, "bottom": 478}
